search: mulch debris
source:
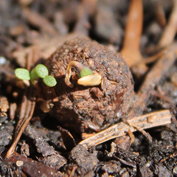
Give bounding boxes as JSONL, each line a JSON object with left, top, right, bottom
{"left": 0, "top": 0, "right": 177, "bottom": 176}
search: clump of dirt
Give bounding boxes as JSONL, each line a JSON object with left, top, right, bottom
{"left": 45, "top": 37, "right": 136, "bottom": 132}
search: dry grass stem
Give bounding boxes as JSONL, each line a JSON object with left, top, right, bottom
{"left": 158, "top": 0, "right": 177, "bottom": 48}
{"left": 6, "top": 95, "right": 35, "bottom": 158}
{"left": 120, "top": 0, "right": 143, "bottom": 67}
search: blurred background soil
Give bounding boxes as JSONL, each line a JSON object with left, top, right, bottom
{"left": 0, "top": 0, "right": 177, "bottom": 176}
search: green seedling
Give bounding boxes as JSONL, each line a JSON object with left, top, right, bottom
{"left": 15, "top": 68, "right": 31, "bottom": 81}
{"left": 43, "top": 75, "right": 57, "bottom": 87}
{"left": 15, "top": 64, "right": 57, "bottom": 87}
{"left": 65, "top": 61, "right": 102, "bottom": 87}
{"left": 77, "top": 67, "right": 93, "bottom": 78}
{"left": 30, "top": 64, "right": 49, "bottom": 81}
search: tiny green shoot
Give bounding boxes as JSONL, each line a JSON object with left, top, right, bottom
{"left": 15, "top": 64, "right": 57, "bottom": 87}
{"left": 35, "top": 64, "right": 49, "bottom": 78}
{"left": 31, "top": 64, "right": 49, "bottom": 81}
{"left": 78, "top": 67, "right": 93, "bottom": 78}
{"left": 43, "top": 75, "right": 57, "bottom": 87}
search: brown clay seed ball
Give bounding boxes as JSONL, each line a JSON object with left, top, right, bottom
{"left": 45, "top": 37, "right": 135, "bottom": 132}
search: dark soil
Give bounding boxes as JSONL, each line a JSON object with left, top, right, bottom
{"left": 0, "top": 0, "right": 177, "bottom": 177}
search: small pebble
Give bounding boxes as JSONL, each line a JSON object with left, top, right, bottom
{"left": 16, "top": 160, "right": 24, "bottom": 167}
{"left": 172, "top": 89, "right": 177, "bottom": 97}
{"left": 0, "top": 126, "right": 4, "bottom": 130}
{"left": 12, "top": 120, "right": 16, "bottom": 124}
{"left": 0, "top": 56, "right": 6, "bottom": 65}
{"left": 4, "top": 120, "right": 8, "bottom": 124}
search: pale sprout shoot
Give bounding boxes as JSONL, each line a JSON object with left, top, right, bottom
{"left": 65, "top": 61, "right": 102, "bottom": 87}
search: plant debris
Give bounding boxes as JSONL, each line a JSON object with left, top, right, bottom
{"left": 0, "top": 0, "right": 177, "bottom": 176}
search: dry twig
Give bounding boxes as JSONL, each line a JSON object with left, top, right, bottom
{"left": 158, "top": 0, "right": 177, "bottom": 48}
{"left": 79, "top": 110, "right": 171, "bottom": 149}
{"left": 6, "top": 50, "right": 37, "bottom": 158}
{"left": 120, "top": 0, "right": 142, "bottom": 65}
{"left": 130, "top": 44, "right": 176, "bottom": 116}
{"left": 153, "top": 0, "right": 166, "bottom": 27}
{"left": 120, "top": 0, "right": 147, "bottom": 75}
{"left": 134, "top": 0, "right": 177, "bottom": 68}
{"left": 6, "top": 93, "right": 36, "bottom": 158}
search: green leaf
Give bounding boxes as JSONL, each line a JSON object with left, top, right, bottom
{"left": 30, "top": 68, "right": 39, "bottom": 81}
{"left": 78, "top": 67, "right": 93, "bottom": 78}
{"left": 35, "top": 64, "right": 49, "bottom": 78}
{"left": 15, "top": 68, "right": 31, "bottom": 80}
{"left": 43, "top": 75, "right": 57, "bottom": 87}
